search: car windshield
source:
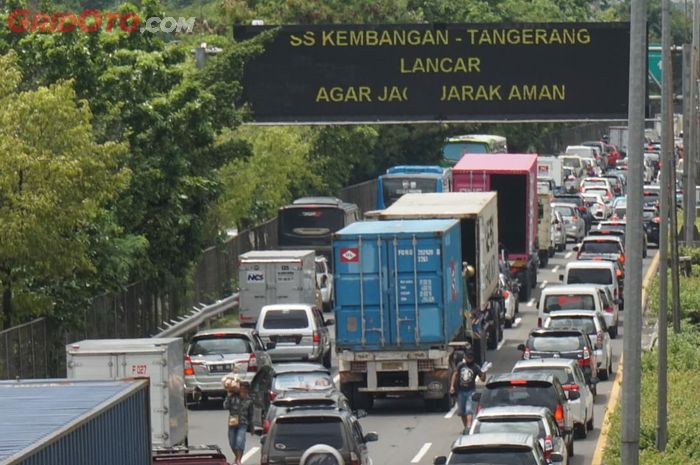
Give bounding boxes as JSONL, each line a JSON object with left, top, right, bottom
{"left": 528, "top": 335, "right": 584, "bottom": 352}
{"left": 473, "top": 419, "right": 545, "bottom": 439}
{"left": 513, "top": 367, "right": 575, "bottom": 386}
{"left": 554, "top": 206, "right": 574, "bottom": 217}
{"left": 272, "top": 418, "right": 344, "bottom": 451}
{"left": 583, "top": 181, "right": 607, "bottom": 188}
{"left": 188, "top": 336, "right": 251, "bottom": 356}
{"left": 449, "top": 448, "right": 538, "bottom": 465}
{"left": 580, "top": 241, "right": 621, "bottom": 255}
{"left": 561, "top": 157, "right": 581, "bottom": 168}
{"left": 274, "top": 372, "right": 334, "bottom": 391}
{"left": 584, "top": 188, "right": 608, "bottom": 197}
{"left": 567, "top": 268, "right": 613, "bottom": 285}
{"left": 544, "top": 294, "right": 595, "bottom": 311}
{"left": 546, "top": 317, "right": 597, "bottom": 335}
{"left": 382, "top": 177, "right": 438, "bottom": 207}
{"left": 480, "top": 385, "right": 559, "bottom": 413}
{"left": 443, "top": 142, "right": 489, "bottom": 160}
{"left": 262, "top": 310, "right": 309, "bottom": 329}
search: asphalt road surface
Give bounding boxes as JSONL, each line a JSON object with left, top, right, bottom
{"left": 188, "top": 242, "right": 656, "bottom": 465}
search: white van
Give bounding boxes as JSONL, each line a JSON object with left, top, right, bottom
{"left": 537, "top": 284, "right": 606, "bottom": 328}
{"left": 238, "top": 250, "right": 321, "bottom": 326}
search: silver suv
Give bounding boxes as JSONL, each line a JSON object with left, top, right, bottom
{"left": 184, "top": 328, "right": 274, "bottom": 404}
{"left": 256, "top": 304, "right": 334, "bottom": 368}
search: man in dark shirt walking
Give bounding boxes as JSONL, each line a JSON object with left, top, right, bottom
{"left": 449, "top": 350, "right": 485, "bottom": 434}
{"left": 224, "top": 380, "right": 255, "bottom": 465}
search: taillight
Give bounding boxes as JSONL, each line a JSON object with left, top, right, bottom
{"left": 263, "top": 419, "right": 271, "bottom": 434}
{"left": 523, "top": 347, "right": 531, "bottom": 360}
{"left": 554, "top": 403, "right": 565, "bottom": 426}
{"left": 248, "top": 352, "right": 258, "bottom": 372}
{"left": 562, "top": 384, "right": 579, "bottom": 391}
{"left": 620, "top": 254, "right": 625, "bottom": 263}
{"left": 616, "top": 270, "right": 623, "bottom": 278}
{"left": 579, "top": 347, "right": 591, "bottom": 366}
{"left": 184, "top": 356, "right": 194, "bottom": 376}
{"left": 350, "top": 451, "right": 360, "bottom": 465}
{"left": 313, "top": 331, "right": 320, "bottom": 344}
{"left": 544, "top": 435, "right": 553, "bottom": 460}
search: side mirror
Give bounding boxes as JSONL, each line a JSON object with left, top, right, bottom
{"left": 325, "top": 319, "right": 335, "bottom": 326}
{"left": 567, "top": 391, "right": 581, "bottom": 401}
{"left": 517, "top": 343, "right": 526, "bottom": 351}
{"left": 354, "top": 409, "right": 368, "bottom": 419}
{"left": 550, "top": 452, "right": 564, "bottom": 463}
{"left": 471, "top": 392, "right": 481, "bottom": 402}
{"left": 266, "top": 342, "right": 276, "bottom": 350}
{"left": 364, "top": 432, "right": 379, "bottom": 442}
{"left": 559, "top": 274, "right": 564, "bottom": 281}
{"left": 434, "top": 456, "right": 448, "bottom": 465}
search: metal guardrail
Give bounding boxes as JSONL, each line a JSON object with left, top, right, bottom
{"left": 154, "top": 293, "right": 239, "bottom": 338}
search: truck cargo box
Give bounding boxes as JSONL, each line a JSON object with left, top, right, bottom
{"left": 333, "top": 219, "right": 463, "bottom": 351}
{"left": 0, "top": 378, "right": 151, "bottom": 465}
{"left": 238, "top": 250, "right": 320, "bottom": 325}
{"left": 65, "top": 338, "right": 186, "bottom": 448}
{"left": 366, "top": 192, "right": 498, "bottom": 313}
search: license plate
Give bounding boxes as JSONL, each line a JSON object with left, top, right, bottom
{"left": 209, "top": 364, "right": 232, "bottom": 373}
{"left": 381, "top": 362, "right": 403, "bottom": 371}
{"left": 277, "top": 336, "right": 298, "bottom": 343}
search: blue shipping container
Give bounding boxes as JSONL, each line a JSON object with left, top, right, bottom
{"left": 0, "top": 378, "right": 151, "bottom": 465}
{"left": 333, "top": 219, "right": 463, "bottom": 350}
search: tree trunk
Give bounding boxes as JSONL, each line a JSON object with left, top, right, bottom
{"left": 2, "top": 281, "right": 11, "bottom": 331}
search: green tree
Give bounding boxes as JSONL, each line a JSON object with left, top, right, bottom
{"left": 0, "top": 51, "right": 130, "bottom": 329}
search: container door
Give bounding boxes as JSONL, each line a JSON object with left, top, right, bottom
{"left": 240, "top": 263, "right": 267, "bottom": 324}
{"left": 66, "top": 352, "right": 120, "bottom": 379}
{"left": 275, "top": 261, "right": 301, "bottom": 304}
{"left": 334, "top": 237, "right": 390, "bottom": 348}
{"left": 386, "top": 234, "right": 444, "bottom": 346}
{"left": 120, "top": 350, "right": 169, "bottom": 447}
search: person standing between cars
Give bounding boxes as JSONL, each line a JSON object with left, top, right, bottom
{"left": 224, "top": 380, "right": 255, "bottom": 465}
{"left": 450, "top": 350, "right": 485, "bottom": 434}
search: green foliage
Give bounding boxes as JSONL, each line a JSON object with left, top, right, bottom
{"left": 0, "top": 51, "right": 132, "bottom": 327}
{"left": 213, "top": 126, "right": 325, "bottom": 230}
{"left": 646, "top": 258, "right": 700, "bottom": 324}
{"left": 605, "top": 326, "right": 700, "bottom": 465}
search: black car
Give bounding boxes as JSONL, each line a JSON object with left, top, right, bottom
{"left": 517, "top": 328, "right": 598, "bottom": 385}
{"left": 472, "top": 372, "right": 576, "bottom": 457}
{"left": 553, "top": 193, "right": 593, "bottom": 233}
{"left": 262, "top": 389, "right": 357, "bottom": 434}
{"left": 642, "top": 206, "right": 660, "bottom": 246}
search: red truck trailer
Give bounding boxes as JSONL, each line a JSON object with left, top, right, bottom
{"left": 452, "top": 154, "right": 539, "bottom": 301}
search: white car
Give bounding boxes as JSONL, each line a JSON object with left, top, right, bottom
{"left": 581, "top": 193, "right": 610, "bottom": 222}
{"left": 543, "top": 310, "right": 614, "bottom": 382}
{"left": 500, "top": 273, "right": 517, "bottom": 328}
{"left": 315, "top": 256, "right": 334, "bottom": 312}
{"left": 512, "top": 358, "right": 595, "bottom": 440}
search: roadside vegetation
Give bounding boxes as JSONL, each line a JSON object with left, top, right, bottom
{"left": 605, "top": 248, "right": 700, "bottom": 464}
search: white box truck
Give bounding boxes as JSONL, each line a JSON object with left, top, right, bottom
{"left": 537, "top": 155, "right": 563, "bottom": 186}
{"left": 238, "top": 250, "right": 321, "bottom": 326}
{"left": 65, "top": 337, "right": 187, "bottom": 449}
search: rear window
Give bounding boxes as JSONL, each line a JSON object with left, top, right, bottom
{"left": 449, "top": 448, "right": 537, "bottom": 465}
{"left": 480, "top": 385, "right": 559, "bottom": 413}
{"left": 546, "top": 316, "right": 597, "bottom": 335}
{"left": 544, "top": 294, "right": 595, "bottom": 311}
{"left": 567, "top": 268, "right": 613, "bottom": 285}
{"left": 274, "top": 372, "right": 334, "bottom": 391}
{"left": 473, "top": 418, "right": 545, "bottom": 438}
{"left": 263, "top": 310, "right": 310, "bottom": 329}
{"left": 580, "top": 241, "right": 621, "bottom": 255}
{"left": 272, "top": 417, "right": 344, "bottom": 451}
{"left": 188, "top": 336, "right": 251, "bottom": 355}
{"left": 554, "top": 206, "right": 574, "bottom": 217}
{"left": 528, "top": 335, "right": 585, "bottom": 352}
{"left": 513, "top": 367, "right": 574, "bottom": 386}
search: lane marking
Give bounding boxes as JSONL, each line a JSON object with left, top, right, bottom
{"left": 411, "top": 443, "right": 432, "bottom": 463}
{"left": 333, "top": 374, "right": 339, "bottom": 385}
{"left": 539, "top": 280, "right": 548, "bottom": 289}
{"left": 513, "top": 317, "right": 522, "bottom": 328}
{"left": 242, "top": 446, "right": 260, "bottom": 463}
{"left": 497, "top": 339, "right": 505, "bottom": 351}
{"left": 552, "top": 265, "right": 560, "bottom": 273}
{"left": 444, "top": 404, "right": 457, "bottom": 419}
{"left": 527, "top": 298, "right": 536, "bottom": 307}
{"left": 565, "top": 252, "right": 573, "bottom": 259}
